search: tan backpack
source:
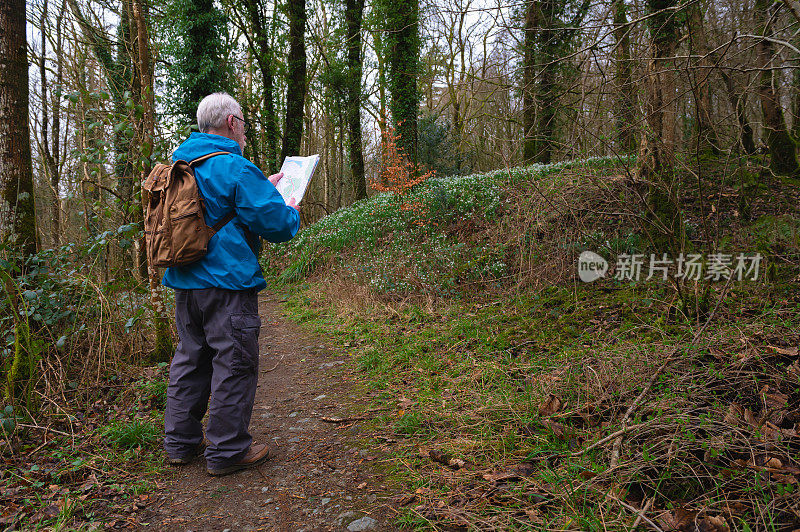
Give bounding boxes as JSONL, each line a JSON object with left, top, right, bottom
{"left": 142, "top": 151, "right": 235, "bottom": 268}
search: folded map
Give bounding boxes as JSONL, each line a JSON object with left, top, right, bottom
{"left": 276, "top": 154, "right": 320, "bottom": 204}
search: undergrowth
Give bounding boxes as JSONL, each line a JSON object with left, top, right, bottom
{"left": 0, "top": 231, "right": 175, "bottom": 530}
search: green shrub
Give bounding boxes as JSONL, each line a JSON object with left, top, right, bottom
{"left": 137, "top": 378, "right": 168, "bottom": 409}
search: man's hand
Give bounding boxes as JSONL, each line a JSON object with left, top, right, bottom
{"left": 268, "top": 172, "right": 284, "bottom": 186}
{"left": 287, "top": 198, "right": 299, "bottom": 212}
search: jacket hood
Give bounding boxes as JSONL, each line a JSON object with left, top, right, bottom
{"left": 173, "top": 132, "right": 242, "bottom": 162}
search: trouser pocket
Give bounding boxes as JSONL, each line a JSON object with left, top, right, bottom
{"left": 230, "top": 314, "right": 260, "bottom": 374}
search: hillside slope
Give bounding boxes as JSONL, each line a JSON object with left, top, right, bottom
{"left": 263, "top": 157, "right": 800, "bottom": 530}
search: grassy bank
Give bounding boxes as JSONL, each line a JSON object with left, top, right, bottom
{"left": 264, "top": 156, "right": 800, "bottom": 529}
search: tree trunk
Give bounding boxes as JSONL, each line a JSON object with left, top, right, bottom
{"left": 129, "top": 0, "right": 148, "bottom": 281}
{"left": 372, "top": 26, "right": 387, "bottom": 138}
{"left": 345, "top": 0, "right": 366, "bottom": 200}
{"left": 381, "top": 0, "right": 420, "bottom": 164}
{"left": 754, "top": 0, "right": 799, "bottom": 175}
{"left": 524, "top": 0, "right": 589, "bottom": 163}
{"left": 613, "top": 0, "right": 636, "bottom": 154}
{"left": 132, "top": 0, "right": 172, "bottom": 362}
{"left": 638, "top": 0, "right": 679, "bottom": 180}
{"left": 244, "top": 0, "right": 279, "bottom": 170}
{"left": 638, "top": 0, "right": 682, "bottom": 252}
{"left": 175, "top": 0, "right": 229, "bottom": 123}
{"left": 0, "top": 0, "right": 39, "bottom": 262}
{"left": 534, "top": 53, "right": 556, "bottom": 164}
{"left": 39, "top": 0, "right": 63, "bottom": 247}
{"left": 522, "top": 0, "right": 536, "bottom": 163}
{"left": 67, "top": 0, "right": 137, "bottom": 275}
{"left": 533, "top": 0, "right": 561, "bottom": 164}
{"left": 687, "top": 1, "right": 719, "bottom": 155}
{"left": 115, "top": 0, "right": 136, "bottom": 274}
{"left": 52, "top": 0, "right": 65, "bottom": 245}
{"left": 720, "top": 70, "right": 756, "bottom": 154}
{"left": 337, "top": 111, "right": 345, "bottom": 204}
{"left": 281, "top": 0, "right": 307, "bottom": 163}
{"left": 793, "top": 53, "right": 800, "bottom": 141}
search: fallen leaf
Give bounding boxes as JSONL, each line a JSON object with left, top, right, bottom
{"left": 448, "top": 458, "right": 467, "bottom": 469}
{"left": 395, "top": 494, "right": 416, "bottom": 506}
{"left": 721, "top": 501, "right": 747, "bottom": 517}
{"left": 761, "top": 421, "right": 781, "bottom": 441}
{"left": 542, "top": 419, "right": 572, "bottom": 438}
{"left": 511, "top": 462, "right": 537, "bottom": 477}
{"left": 357, "top": 482, "right": 367, "bottom": 489}
{"left": 38, "top": 505, "right": 60, "bottom": 521}
{"left": 538, "top": 394, "right": 563, "bottom": 417}
{"left": 483, "top": 471, "right": 518, "bottom": 482}
{"left": 698, "top": 515, "right": 730, "bottom": 532}
{"left": 761, "top": 385, "right": 789, "bottom": 409}
{"left": 724, "top": 403, "right": 744, "bottom": 425}
{"left": 743, "top": 408, "right": 758, "bottom": 427}
{"left": 524, "top": 507, "right": 544, "bottom": 523}
{"left": 482, "top": 462, "right": 537, "bottom": 482}
{"left": 657, "top": 508, "right": 698, "bottom": 531}
{"left": 770, "top": 472, "right": 798, "bottom": 485}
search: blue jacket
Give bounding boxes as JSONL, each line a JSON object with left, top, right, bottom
{"left": 162, "top": 133, "right": 300, "bottom": 291}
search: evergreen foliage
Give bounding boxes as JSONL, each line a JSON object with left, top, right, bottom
{"left": 162, "top": 0, "right": 230, "bottom": 124}
{"left": 377, "top": 0, "right": 420, "bottom": 164}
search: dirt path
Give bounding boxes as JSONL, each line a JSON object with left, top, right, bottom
{"left": 143, "top": 293, "right": 399, "bottom": 531}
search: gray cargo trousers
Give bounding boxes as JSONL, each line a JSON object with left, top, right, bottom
{"left": 164, "top": 287, "right": 261, "bottom": 469}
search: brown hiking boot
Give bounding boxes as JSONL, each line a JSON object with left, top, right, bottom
{"left": 206, "top": 443, "right": 272, "bottom": 476}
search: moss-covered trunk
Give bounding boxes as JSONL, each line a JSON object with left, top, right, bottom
{"left": 0, "top": 0, "right": 38, "bottom": 262}
{"left": 380, "top": 0, "right": 420, "bottom": 165}
{"left": 346, "top": 0, "right": 366, "bottom": 200}
{"left": 280, "top": 0, "right": 307, "bottom": 164}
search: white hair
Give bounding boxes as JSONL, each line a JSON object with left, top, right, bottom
{"left": 196, "top": 92, "right": 242, "bottom": 133}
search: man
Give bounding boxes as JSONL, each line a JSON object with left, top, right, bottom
{"left": 163, "top": 92, "right": 299, "bottom": 476}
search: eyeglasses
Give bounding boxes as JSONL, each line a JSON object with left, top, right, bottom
{"left": 231, "top": 115, "right": 251, "bottom": 134}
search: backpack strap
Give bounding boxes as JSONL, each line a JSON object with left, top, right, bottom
{"left": 189, "top": 151, "right": 229, "bottom": 167}
{"left": 188, "top": 151, "right": 236, "bottom": 235}
{"left": 210, "top": 211, "right": 236, "bottom": 233}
